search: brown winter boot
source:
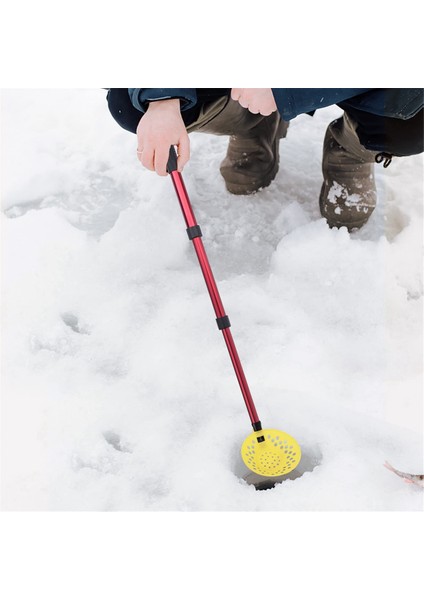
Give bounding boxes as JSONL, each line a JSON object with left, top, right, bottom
{"left": 187, "top": 97, "right": 289, "bottom": 195}
{"left": 319, "top": 112, "right": 392, "bottom": 231}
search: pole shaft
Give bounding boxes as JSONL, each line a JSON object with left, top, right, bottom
{"left": 170, "top": 170, "right": 260, "bottom": 426}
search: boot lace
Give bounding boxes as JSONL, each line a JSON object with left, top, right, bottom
{"left": 375, "top": 152, "right": 393, "bottom": 168}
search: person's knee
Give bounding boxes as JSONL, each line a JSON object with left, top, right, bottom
{"left": 342, "top": 106, "right": 424, "bottom": 157}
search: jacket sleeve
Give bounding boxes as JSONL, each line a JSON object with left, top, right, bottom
{"left": 128, "top": 88, "right": 197, "bottom": 113}
{"left": 271, "top": 88, "right": 371, "bottom": 121}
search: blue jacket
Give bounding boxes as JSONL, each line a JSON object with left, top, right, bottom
{"left": 128, "top": 88, "right": 423, "bottom": 121}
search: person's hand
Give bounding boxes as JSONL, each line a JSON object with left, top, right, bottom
{"left": 136, "top": 99, "right": 190, "bottom": 176}
{"left": 231, "top": 88, "right": 277, "bottom": 116}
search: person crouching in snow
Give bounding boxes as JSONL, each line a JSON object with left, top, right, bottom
{"left": 107, "top": 88, "right": 423, "bottom": 231}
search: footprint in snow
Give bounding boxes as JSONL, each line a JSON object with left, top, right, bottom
{"left": 103, "top": 431, "right": 132, "bottom": 453}
{"left": 61, "top": 312, "right": 90, "bottom": 334}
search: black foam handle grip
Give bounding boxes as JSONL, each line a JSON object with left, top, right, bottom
{"left": 166, "top": 146, "right": 178, "bottom": 174}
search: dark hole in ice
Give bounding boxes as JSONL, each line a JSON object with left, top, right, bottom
{"left": 237, "top": 444, "right": 323, "bottom": 491}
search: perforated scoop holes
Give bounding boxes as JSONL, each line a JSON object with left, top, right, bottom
{"left": 241, "top": 429, "right": 301, "bottom": 477}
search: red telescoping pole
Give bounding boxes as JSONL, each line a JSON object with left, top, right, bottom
{"left": 167, "top": 147, "right": 261, "bottom": 431}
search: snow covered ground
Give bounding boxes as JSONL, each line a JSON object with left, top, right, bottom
{"left": 1, "top": 89, "right": 423, "bottom": 511}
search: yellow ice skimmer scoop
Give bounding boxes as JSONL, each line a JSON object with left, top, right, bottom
{"left": 241, "top": 429, "right": 301, "bottom": 476}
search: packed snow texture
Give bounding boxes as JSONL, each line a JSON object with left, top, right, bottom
{"left": 1, "top": 89, "right": 423, "bottom": 510}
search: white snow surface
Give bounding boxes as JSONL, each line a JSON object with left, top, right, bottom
{"left": 1, "top": 89, "right": 423, "bottom": 511}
